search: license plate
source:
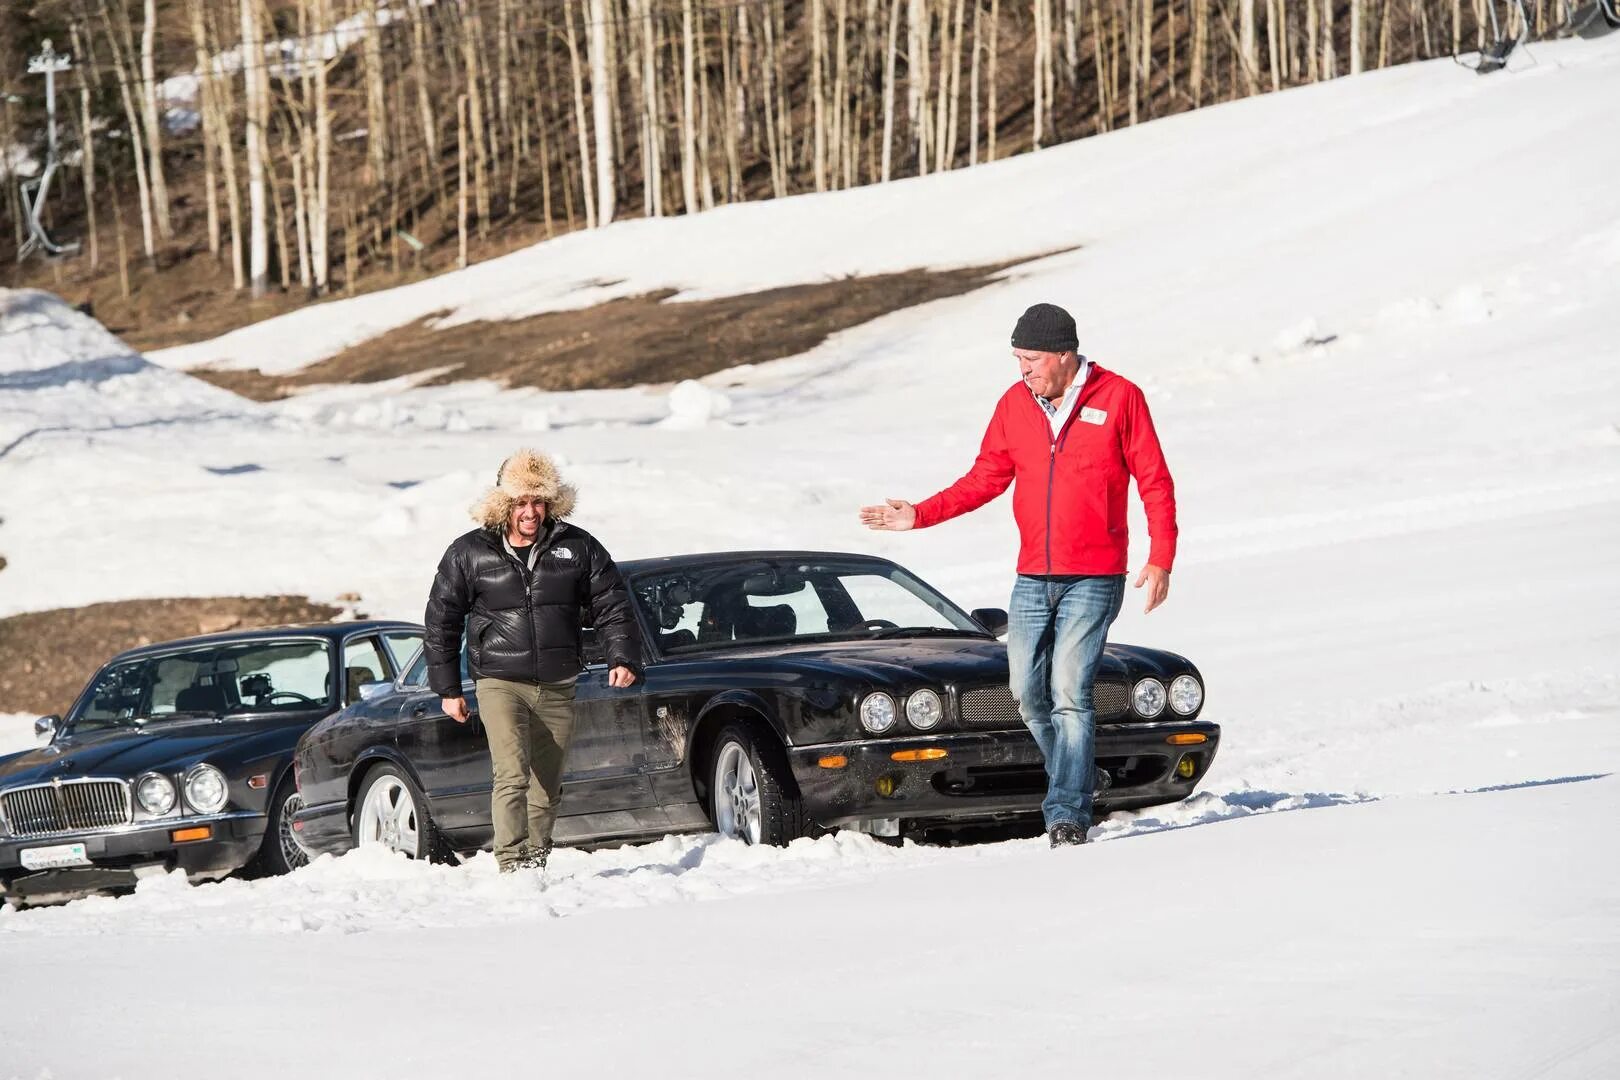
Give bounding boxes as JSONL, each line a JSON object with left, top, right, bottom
{"left": 20, "top": 842, "right": 91, "bottom": 871}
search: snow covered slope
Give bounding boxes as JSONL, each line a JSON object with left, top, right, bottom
{"left": 1, "top": 38, "right": 1618, "bottom": 1080}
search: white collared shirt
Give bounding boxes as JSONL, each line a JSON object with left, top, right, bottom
{"left": 1031, "top": 357, "right": 1091, "bottom": 437}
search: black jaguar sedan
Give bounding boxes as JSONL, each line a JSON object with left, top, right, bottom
{"left": 0, "top": 620, "right": 423, "bottom": 907}
{"left": 293, "top": 552, "right": 1218, "bottom": 859}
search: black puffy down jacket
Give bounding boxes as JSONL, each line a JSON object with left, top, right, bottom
{"left": 423, "top": 521, "right": 642, "bottom": 697}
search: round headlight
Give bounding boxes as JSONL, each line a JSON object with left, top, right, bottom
{"left": 1131, "top": 678, "right": 1167, "bottom": 718}
{"left": 905, "top": 689, "right": 943, "bottom": 730}
{"left": 184, "top": 764, "right": 228, "bottom": 814}
{"left": 1170, "top": 674, "right": 1203, "bottom": 715}
{"left": 136, "top": 773, "right": 176, "bottom": 815}
{"left": 859, "top": 692, "right": 897, "bottom": 734}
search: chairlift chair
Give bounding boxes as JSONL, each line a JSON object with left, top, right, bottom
{"left": 1464, "top": 0, "right": 1535, "bottom": 74}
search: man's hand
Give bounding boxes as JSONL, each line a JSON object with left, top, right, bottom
{"left": 859, "top": 499, "right": 917, "bottom": 531}
{"left": 607, "top": 665, "right": 637, "bottom": 689}
{"left": 443, "top": 696, "right": 471, "bottom": 724}
{"left": 1133, "top": 564, "right": 1170, "bottom": 614}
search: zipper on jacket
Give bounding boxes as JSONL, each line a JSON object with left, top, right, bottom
{"left": 1039, "top": 370, "right": 1098, "bottom": 577}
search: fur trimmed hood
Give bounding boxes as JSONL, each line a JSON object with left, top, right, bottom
{"left": 470, "top": 448, "right": 578, "bottom": 529}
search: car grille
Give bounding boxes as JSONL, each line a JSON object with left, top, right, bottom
{"left": 1, "top": 779, "right": 133, "bottom": 839}
{"left": 958, "top": 682, "right": 1130, "bottom": 727}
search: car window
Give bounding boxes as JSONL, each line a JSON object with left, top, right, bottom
{"left": 383, "top": 631, "right": 423, "bottom": 673}
{"left": 633, "top": 559, "right": 978, "bottom": 653}
{"left": 71, "top": 640, "right": 335, "bottom": 731}
{"left": 401, "top": 646, "right": 469, "bottom": 688}
{"left": 342, "top": 637, "right": 389, "bottom": 705}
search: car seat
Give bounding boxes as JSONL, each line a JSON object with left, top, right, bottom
{"left": 175, "top": 682, "right": 228, "bottom": 714}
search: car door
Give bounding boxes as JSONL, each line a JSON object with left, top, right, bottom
{"left": 392, "top": 649, "right": 492, "bottom": 835}
{"left": 553, "top": 628, "right": 656, "bottom": 843}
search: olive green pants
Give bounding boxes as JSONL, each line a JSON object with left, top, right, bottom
{"left": 475, "top": 676, "right": 577, "bottom": 866}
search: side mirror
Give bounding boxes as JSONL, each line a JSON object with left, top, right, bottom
{"left": 970, "top": 608, "right": 1009, "bottom": 638}
{"left": 358, "top": 681, "right": 393, "bottom": 703}
{"left": 35, "top": 714, "right": 61, "bottom": 742}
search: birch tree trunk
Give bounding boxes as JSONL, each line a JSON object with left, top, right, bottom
{"left": 564, "top": 0, "right": 598, "bottom": 227}
{"left": 241, "top": 0, "right": 270, "bottom": 295}
{"left": 139, "top": 0, "right": 172, "bottom": 239}
{"left": 680, "top": 0, "right": 699, "bottom": 211}
{"left": 97, "top": 0, "right": 156, "bottom": 258}
{"left": 588, "top": 0, "right": 616, "bottom": 224}
{"left": 881, "top": 0, "right": 901, "bottom": 181}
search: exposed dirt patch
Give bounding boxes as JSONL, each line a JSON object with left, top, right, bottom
{"left": 0, "top": 596, "right": 346, "bottom": 718}
{"left": 192, "top": 254, "right": 1056, "bottom": 401}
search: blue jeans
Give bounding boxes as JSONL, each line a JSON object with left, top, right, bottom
{"left": 1007, "top": 574, "right": 1126, "bottom": 830}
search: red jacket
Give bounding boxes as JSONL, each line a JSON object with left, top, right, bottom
{"left": 913, "top": 364, "right": 1177, "bottom": 575}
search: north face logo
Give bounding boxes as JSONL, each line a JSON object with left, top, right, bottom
{"left": 553, "top": 546, "right": 575, "bottom": 560}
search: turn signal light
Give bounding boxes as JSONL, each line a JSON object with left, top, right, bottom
{"left": 247, "top": 774, "right": 269, "bottom": 790}
{"left": 1166, "top": 733, "right": 1207, "bottom": 746}
{"left": 171, "top": 826, "right": 213, "bottom": 843}
{"left": 890, "top": 748, "right": 949, "bottom": 762}
{"left": 1175, "top": 755, "right": 1197, "bottom": 779}
{"left": 817, "top": 755, "right": 849, "bottom": 769}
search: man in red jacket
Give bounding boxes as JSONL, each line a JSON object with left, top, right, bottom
{"left": 860, "top": 303, "right": 1177, "bottom": 847}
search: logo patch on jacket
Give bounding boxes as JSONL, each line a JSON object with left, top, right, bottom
{"left": 553, "top": 546, "right": 575, "bottom": 560}
{"left": 1080, "top": 407, "right": 1108, "bottom": 425}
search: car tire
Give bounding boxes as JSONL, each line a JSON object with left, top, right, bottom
{"left": 708, "top": 722, "right": 808, "bottom": 846}
{"left": 352, "top": 763, "right": 450, "bottom": 863}
{"left": 245, "top": 776, "right": 311, "bottom": 878}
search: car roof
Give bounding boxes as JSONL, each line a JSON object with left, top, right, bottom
{"left": 619, "top": 550, "right": 898, "bottom": 576}
{"left": 105, "top": 620, "right": 423, "bottom": 663}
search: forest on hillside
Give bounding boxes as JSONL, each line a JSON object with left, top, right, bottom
{"left": 0, "top": 0, "right": 1552, "bottom": 348}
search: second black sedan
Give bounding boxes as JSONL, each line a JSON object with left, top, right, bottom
{"left": 292, "top": 551, "right": 1218, "bottom": 859}
{"left": 0, "top": 620, "right": 423, "bottom": 906}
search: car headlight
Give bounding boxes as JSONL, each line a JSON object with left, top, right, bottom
{"left": 859, "top": 692, "right": 897, "bottom": 734}
{"left": 905, "top": 689, "right": 943, "bottom": 730}
{"left": 183, "top": 764, "right": 229, "bottom": 814}
{"left": 1170, "top": 674, "right": 1203, "bottom": 715}
{"left": 136, "top": 773, "right": 177, "bottom": 815}
{"left": 1131, "top": 678, "right": 1167, "bottom": 718}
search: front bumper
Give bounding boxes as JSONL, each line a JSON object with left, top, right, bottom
{"left": 0, "top": 811, "right": 266, "bottom": 903}
{"left": 788, "top": 719, "right": 1220, "bottom": 829}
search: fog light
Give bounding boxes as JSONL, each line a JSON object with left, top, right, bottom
{"left": 890, "top": 748, "right": 948, "bottom": 763}
{"left": 818, "top": 755, "right": 848, "bottom": 769}
{"left": 874, "top": 775, "right": 899, "bottom": 797}
{"left": 1175, "top": 755, "right": 1197, "bottom": 779}
{"left": 171, "top": 826, "right": 213, "bottom": 843}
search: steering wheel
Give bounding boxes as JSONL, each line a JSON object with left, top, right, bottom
{"left": 849, "top": 618, "right": 899, "bottom": 632}
{"left": 265, "top": 690, "right": 316, "bottom": 705}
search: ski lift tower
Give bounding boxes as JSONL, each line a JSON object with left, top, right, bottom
{"left": 18, "top": 39, "right": 80, "bottom": 260}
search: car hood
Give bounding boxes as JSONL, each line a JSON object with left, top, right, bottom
{"left": 691, "top": 637, "right": 1181, "bottom": 686}
{"left": 0, "top": 714, "right": 322, "bottom": 788}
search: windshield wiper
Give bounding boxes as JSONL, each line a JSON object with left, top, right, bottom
{"left": 867, "top": 626, "right": 987, "bottom": 640}
{"left": 132, "top": 710, "right": 223, "bottom": 723}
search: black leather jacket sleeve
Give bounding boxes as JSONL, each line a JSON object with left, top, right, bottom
{"left": 423, "top": 544, "right": 473, "bottom": 698}
{"left": 585, "top": 537, "right": 643, "bottom": 675}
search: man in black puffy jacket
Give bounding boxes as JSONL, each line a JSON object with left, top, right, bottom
{"left": 423, "top": 449, "right": 641, "bottom": 873}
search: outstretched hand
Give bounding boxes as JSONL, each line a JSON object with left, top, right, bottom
{"left": 859, "top": 499, "right": 917, "bottom": 531}
{"left": 1134, "top": 564, "right": 1170, "bottom": 614}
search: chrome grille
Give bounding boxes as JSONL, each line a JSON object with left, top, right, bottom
{"left": 1, "top": 779, "right": 132, "bottom": 839}
{"left": 959, "top": 682, "right": 1130, "bottom": 727}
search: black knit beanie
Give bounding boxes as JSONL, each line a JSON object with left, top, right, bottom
{"left": 1010, "top": 303, "right": 1078, "bottom": 353}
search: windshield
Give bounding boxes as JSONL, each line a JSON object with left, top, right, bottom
{"left": 68, "top": 639, "right": 336, "bottom": 733}
{"left": 633, "top": 558, "right": 985, "bottom": 655}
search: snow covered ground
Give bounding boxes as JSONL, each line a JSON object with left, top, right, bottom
{"left": 2, "top": 37, "right": 1619, "bottom": 1080}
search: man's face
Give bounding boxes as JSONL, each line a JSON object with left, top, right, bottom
{"left": 1016, "top": 349, "right": 1079, "bottom": 400}
{"left": 508, "top": 496, "right": 547, "bottom": 539}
